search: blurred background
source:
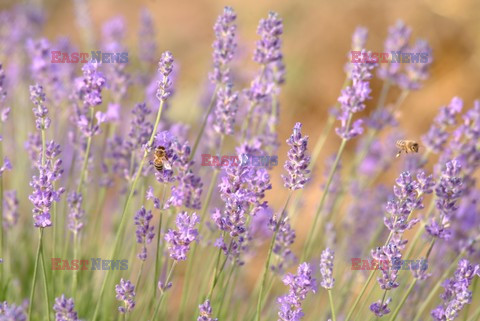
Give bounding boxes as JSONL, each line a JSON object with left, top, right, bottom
{"left": 1, "top": 0, "right": 480, "bottom": 315}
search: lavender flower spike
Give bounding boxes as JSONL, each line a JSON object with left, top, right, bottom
{"left": 29, "top": 141, "right": 65, "bottom": 228}
{"left": 29, "top": 84, "right": 50, "bottom": 130}
{"left": 53, "top": 295, "right": 79, "bottom": 321}
{"left": 67, "top": 192, "right": 85, "bottom": 233}
{"left": 277, "top": 262, "right": 316, "bottom": 321}
{"left": 134, "top": 206, "right": 155, "bottom": 260}
{"left": 156, "top": 51, "right": 174, "bottom": 101}
{"left": 336, "top": 52, "right": 374, "bottom": 140}
{"left": 198, "top": 300, "right": 218, "bottom": 321}
{"left": 213, "top": 83, "right": 238, "bottom": 135}
{"left": 0, "top": 301, "right": 26, "bottom": 320}
{"left": 282, "top": 122, "right": 311, "bottom": 190}
{"left": 425, "top": 159, "right": 463, "bottom": 240}
{"left": 77, "top": 62, "right": 106, "bottom": 109}
{"left": 320, "top": 248, "right": 335, "bottom": 289}
{"left": 370, "top": 298, "right": 392, "bottom": 317}
{"left": 210, "top": 6, "right": 237, "bottom": 85}
{"left": 431, "top": 259, "right": 479, "bottom": 321}
{"left": 115, "top": 279, "right": 136, "bottom": 313}
{"left": 165, "top": 212, "right": 200, "bottom": 261}
{"left": 254, "top": 11, "right": 283, "bottom": 66}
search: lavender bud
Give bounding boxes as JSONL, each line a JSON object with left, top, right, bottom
{"left": 277, "top": 262, "right": 316, "bottom": 321}
{"left": 320, "top": 248, "right": 335, "bottom": 289}
{"left": 197, "top": 300, "right": 218, "bottom": 321}
{"left": 53, "top": 295, "right": 79, "bottom": 321}
{"left": 165, "top": 212, "right": 199, "bottom": 261}
{"left": 282, "top": 122, "right": 311, "bottom": 190}
{"left": 115, "top": 279, "right": 136, "bottom": 314}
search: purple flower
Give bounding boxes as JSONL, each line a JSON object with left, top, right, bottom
{"left": 383, "top": 171, "right": 431, "bottom": 247}
{"left": 138, "top": 8, "right": 157, "bottom": 65}
{"left": 197, "top": 300, "right": 218, "bottom": 321}
{"left": 440, "top": 100, "right": 480, "bottom": 183}
{"left": 107, "top": 102, "right": 153, "bottom": 181}
{"left": 164, "top": 140, "right": 203, "bottom": 209}
{"left": 370, "top": 298, "right": 392, "bottom": 317}
{"left": 336, "top": 51, "right": 374, "bottom": 140}
{"left": 0, "top": 157, "right": 11, "bottom": 177}
{"left": 352, "top": 26, "right": 368, "bottom": 51}
{"left": 53, "top": 295, "right": 79, "bottom": 321}
{"left": 0, "top": 301, "right": 26, "bottom": 320}
{"left": 76, "top": 62, "right": 106, "bottom": 109}
{"left": 422, "top": 97, "right": 463, "bottom": 154}
{"left": 320, "top": 248, "right": 335, "bottom": 289}
{"left": 25, "top": 132, "right": 42, "bottom": 168}
{"left": 146, "top": 186, "right": 161, "bottom": 209}
{"left": 398, "top": 39, "right": 433, "bottom": 90}
{"left": 115, "top": 279, "right": 136, "bottom": 313}
{"left": 213, "top": 83, "right": 238, "bottom": 135}
{"left": 29, "top": 84, "right": 50, "bottom": 130}
{"left": 426, "top": 160, "right": 463, "bottom": 240}
{"left": 209, "top": 6, "right": 237, "bottom": 85}
{"left": 254, "top": 12, "right": 283, "bottom": 66}
{"left": 431, "top": 259, "right": 479, "bottom": 321}
{"left": 3, "top": 190, "right": 18, "bottom": 228}
{"left": 156, "top": 51, "right": 174, "bottom": 101}
{"left": 67, "top": 192, "right": 85, "bottom": 234}
{"left": 377, "top": 20, "right": 412, "bottom": 84}
{"left": 371, "top": 243, "right": 402, "bottom": 290}
{"left": 271, "top": 216, "right": 297, "bottom": 273}
{"left": 277, "top": 262, "right": 316, "bottom": 321}
{"left": 0, "top": 63, "right": 6, "bottom": 103}
{"left": 29, "top": 141, "right": 65, "bottom": 228}
{"left": 134, "top": 206, "right": 155, "bottom": 261}
{"left": 165, "top": 212, "right": 199, "bottom": 261}
{"left": 102, "top": 16, "right": 125, "bottom": 45}
{"left": 282, "top": 122, "right": 311, "bottom": 190}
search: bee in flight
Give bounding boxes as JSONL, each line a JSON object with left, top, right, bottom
{"left": 153, "top": 146, "right": 172, "bottom": 172}
{"left": 395, "top": 140, "right": 419, "bottom": 158}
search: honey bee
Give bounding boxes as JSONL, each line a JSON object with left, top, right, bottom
{"left": 153, "top": 146, "right": 172, "bottom": 172}
{"left": 395, "top": 140, "right": 419, "bottom": 158}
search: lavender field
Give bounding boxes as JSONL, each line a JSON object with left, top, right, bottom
{"left": 0, "top": 1, "right": 479, "bottom": 321}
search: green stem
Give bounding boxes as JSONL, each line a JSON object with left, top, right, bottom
{"left": 302, "top": 113, "right": 351, "bottom": 261}
{"left": 72, "top": 232, "right": 78, "bottom": 294}
{"left": 40, "top": 236, "right": 52, "bottom": 321}
{"left": 77, "top": 107, "right": 94, "bottom": 193}
{"left": 92, "top": 93, "right": 166, "bottom": 321}
{"left": 27, "top": 229, "right": 43, "bottom": 321}
{"left": 254, "top": 192, "right": 293, "bottom": 321}
{"left": 328, "top": 289, "right": 337, "bottom": 321}
{"left": 190, "top": 85, "right": 218, "bottom": 161}
{"left": 309, "top": 116, "right": 335, "bottom": 170}
{"left": 135, "top": 260, "right": 145, "bottom": 292}
{"left": 207, "top": 242, "right": 224, "bottom": 300}
{"left": 344, "top": 269, "right": 376, "bottom": 321}
{"left": 389, "top": 279, "right": 417, "bottom": 321}
{"left": 151, "top": 261, "right": 177, "bottom": 321}
{"left": 153, "top": 204, "right": 164, "bottom": 298}
{"left": 217, "top": 264, "right": 236, "bottom": 317}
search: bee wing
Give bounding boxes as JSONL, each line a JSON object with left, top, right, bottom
{"left": 163, "top": 159, "right": 172, "bottom": 170}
